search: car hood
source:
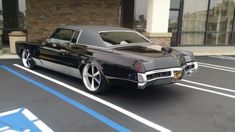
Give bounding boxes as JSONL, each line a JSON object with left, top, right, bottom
{"left": 112, "top": 44, "right": 194, "bottom": 71}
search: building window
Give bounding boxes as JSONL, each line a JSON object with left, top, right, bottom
{"left": 134, "top": 0, "right": 147, "bottom": 33}
{"left": 1, "top": 0, "right": 27, "bottom": 45}
{"left": 169, "top": 0, "right": 181, "bottom": 46}
{"left": 206, "top": 0, "right": 235, "bottom": 45}
{"left": 18, "top": 0, "right": 26, "bottom": 30}
{"left": 174, "top": 0, "right": 235, "bottom": 46}
{"left": 170, "top": 0, "right": 180, "bottom": 9}
{"left": 181, "top": 0, "right": 208, "bottom": 45}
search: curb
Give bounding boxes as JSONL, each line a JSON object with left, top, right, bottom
{"left": 0, "top": 54, "right": 19, "bottom": 59}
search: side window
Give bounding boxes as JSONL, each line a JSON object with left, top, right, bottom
{"left": 71, "top": 31, "right": 80, "bottom": 43}
{"left": 51, "top": 29, "right": 74, "bottom": 42}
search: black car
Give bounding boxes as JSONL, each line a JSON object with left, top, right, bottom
{"left": 16, "top": 25, "right": 198, "bottom": 93}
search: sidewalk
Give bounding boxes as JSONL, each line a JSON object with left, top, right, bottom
{"left": 174, "top": 46, "right": 235, "bottom": 56}
{"left": 0, "top": 47, "right": 19, "bottom": 59}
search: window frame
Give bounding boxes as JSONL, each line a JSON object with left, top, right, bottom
{"left": 50, "top": 28, "right": 75, "bottom": 42}
{"left": 98, "top": 30, "right": 150, "bottom": 46}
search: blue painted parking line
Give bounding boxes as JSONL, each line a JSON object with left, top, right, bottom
{"left": 0, "top": 65, "right": 130, "bottom": 132}
{"left": 0, "top": 108, "right": 53, "bottom": 132}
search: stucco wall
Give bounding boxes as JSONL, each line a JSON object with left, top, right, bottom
{"left": 26, "top": 0, "right": 120, "bottom": 41}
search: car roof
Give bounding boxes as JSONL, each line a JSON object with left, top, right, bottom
{"left": 62, "top": 25, "right": 131, "bottom": 32}
{"left": 59, "top": 25, "right": 136, "bottom": 47}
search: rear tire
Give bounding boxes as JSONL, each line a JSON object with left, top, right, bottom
{"left": 82, "top": 64, "right": 109, "bottom": 93}
{"left": 21, "top": 49, "right": 35, "bottom": 69}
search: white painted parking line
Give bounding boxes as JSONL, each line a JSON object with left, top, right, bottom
{"left": 176, "top": 83, "right": 235, "bottom": 99}
{"left": 209, "top": 55, "right": 235, "bottom": 61}
{"left": 199, "top": 63, "right": 235, "bottom": 73}
{"left": 14, "top": 64, "right": 171, "bottom": 132}
{"left": 199, "top": 62, "right": 235, "bottom": 70}
{"left": 182, "top": 79, "right": 235, "bottom": 94}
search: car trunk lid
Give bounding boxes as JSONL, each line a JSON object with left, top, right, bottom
{"left": 112, "top": 45, "right": 181, "bottom": 71}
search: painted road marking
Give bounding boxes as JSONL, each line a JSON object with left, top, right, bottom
{"left": 182, "top": 79, "right": 235, "bottom": 94}
{"left": 209, "top": 55, "right": 235, "bottom": 61}
{"left": 176, "top": 83, "right": 235, "bottom": 99}
{"left": 199, "top": 62, "right": 235, "bottom": 70}
{"left": 0, "top": 108, "right": 53, "bottom": 132}
{"left": 14, "top": 64, "right": 172, "bottom": 132}
{"left": 0, "top": 126, "right": 10, "bottom": 131}
{"left": 0, "top": 65, "right": 130, "bottom": 132}
{"left": 199, "top": 62, "right": 235, "bottom": 73}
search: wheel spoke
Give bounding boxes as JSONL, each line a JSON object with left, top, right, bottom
{"left": 25, "top": 50, "right": 28, "bottom": 55}
{"left": 94, "top": 77, "right": 100, "bottom": 85}
{"left": 91, "top": 78, "right": 95, "bottom": 89}
{"left": 94, "top": 71, "right": 100, "bottom": 76}
{"left": 27, "top": 53, "right": 30, "bottom": 58}
{"left": 87, "top": 73, "right": 92, "bottom": 77}
{"left": 91, "top": 65, "right": 95, "bottom": 75}
{"left": 26, "top": 60, "right": 31, "bottom": 66}
{"left": 24, "top": 52, "right": 27, "bottom": 59}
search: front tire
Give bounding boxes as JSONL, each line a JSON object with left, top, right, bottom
{"left": 82, "top": 64, "right": 109, "bottom": 93}
{"left": 22, "top": 49, "right": 35, "bottom": 69}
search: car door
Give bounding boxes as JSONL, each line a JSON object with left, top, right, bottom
{"left": 38, "top": 28, "right": 77, "bottom": 74}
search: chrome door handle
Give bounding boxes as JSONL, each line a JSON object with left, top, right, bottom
{"left": 60, "top": 49, "right": 66, "bottom": 52}
{"left": 59, "top": 49, "right": 67, "bottom": 55}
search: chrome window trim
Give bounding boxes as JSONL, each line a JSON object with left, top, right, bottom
{"left": 51, "top": 28, "right": 74, "bottom": 42}
{"left": 49, "top": 28, "right": 82, "bottom": 45}
{"left": 76, "top": 29, "right": 83, "bottom": 44}
{"left": 71, "top": 31, "right": 76, "bottom": 42}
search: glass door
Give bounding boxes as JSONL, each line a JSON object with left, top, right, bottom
{"left": 2, "top": 0, "right": 19, "bottom": 45}
{"left": 206, "top": 0, "right": 235, "bottom": 45}
{"left": 169, "top": 10, "right": 180, "bottom": 46}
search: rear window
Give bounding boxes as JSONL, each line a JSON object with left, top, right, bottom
{"left": 99, "top": 31, "right": 149, "bottom": 46}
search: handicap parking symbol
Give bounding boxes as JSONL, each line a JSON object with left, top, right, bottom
{"left": 0, "top": 108, "right": 53, "bottom": 132}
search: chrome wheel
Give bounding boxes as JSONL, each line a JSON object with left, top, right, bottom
{"left": 22, "top": 49, "right": 34, "bottom": 68}
{"left": 82, "top": 64, "right": 102, "bottom": 92}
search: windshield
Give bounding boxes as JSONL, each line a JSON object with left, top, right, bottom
{"left": 99, "top": 31, "right": 149, "bottom": 46}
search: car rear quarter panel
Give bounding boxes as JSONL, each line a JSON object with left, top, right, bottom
{"left": 89, "top": 49, "right": 139, "bottom": 83}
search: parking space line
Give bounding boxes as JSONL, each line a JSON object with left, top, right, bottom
{"left": 13, "top": 64, "right": 172, "bottom": 132}
{"left": 182, "top": 79, "right": 235, "bottom": 93}
{"left": 199, "top": 63, "right": 235, "bottom": 73}
{"left": 209, "top": 55, "right": 235, "bottom": 61}
{"left": 199, "top": 62, "right": 235, "bottom": 70}
{"left": 176, "top": 83, "right": 235, "bottom": 99}
{"left": 0, "top": 64, "right": 130, "bottom": 132}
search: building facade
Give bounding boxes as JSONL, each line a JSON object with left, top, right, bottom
{"left": 170, "top": 0, "right": 235, "bottom": 46}
{"left": 0, "top": 0, "right": 235, "bottom": 47}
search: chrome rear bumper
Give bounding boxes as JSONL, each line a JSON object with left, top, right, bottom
{"left": 137, "top": 61, "right": 198, "bottom": 89}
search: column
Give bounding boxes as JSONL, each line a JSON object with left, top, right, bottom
{"left": 145, "top": 0, "right": 172, "bottom": 47}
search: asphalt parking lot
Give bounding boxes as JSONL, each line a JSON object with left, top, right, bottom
{"left": 1, "top": 56, "right": 235, "bottom": 132}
